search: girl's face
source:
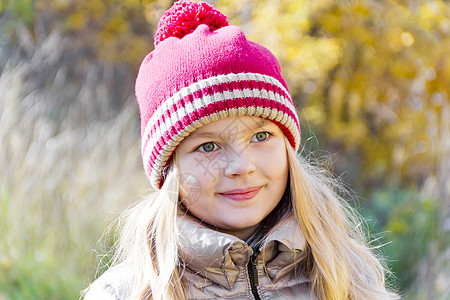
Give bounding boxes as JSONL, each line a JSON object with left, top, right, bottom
{"left": 176, "top": 116, "right": 289, "bottom": 240}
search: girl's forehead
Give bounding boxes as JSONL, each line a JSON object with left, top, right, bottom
{"left": 189, "top": 116, "right": 276, "bottom": 138}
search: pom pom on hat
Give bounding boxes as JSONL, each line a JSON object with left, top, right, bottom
{"left": 154, "top": 0, "right": 229, "bottom": 47}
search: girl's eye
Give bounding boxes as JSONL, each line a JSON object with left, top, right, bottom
{"left": 252, "top": 131, "right": 270, "bottom": 142}
{"left": 197, "top": 142, "right": 218, "bottom": 153}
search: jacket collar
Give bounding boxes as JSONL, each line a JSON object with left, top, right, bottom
{"left": 177, "top": 213, "right": 306, "bottom": 290}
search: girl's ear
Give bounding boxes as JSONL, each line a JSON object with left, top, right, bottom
{"left": 161, "top": 165, "right": 170, "bottom": 183}
{"left": 159, "top": 153, "right": 179, "bottom": 188}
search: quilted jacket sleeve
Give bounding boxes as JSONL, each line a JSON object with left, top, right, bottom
{"left": 83, "top": 261, "right": 134, "bottom": 300}
{"left": 84, "top": 280, "right": 120, "bottom": 300}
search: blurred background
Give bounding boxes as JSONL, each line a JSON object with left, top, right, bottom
{"left": 0, "top": 0, "right": 449, "bottom": 299}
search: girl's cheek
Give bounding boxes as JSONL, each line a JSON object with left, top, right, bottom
{"left": 179, "top": 172, "right": 204, "bottom": 204}
{"left": 190, "top": 153, "right": 228, "bottom": 181}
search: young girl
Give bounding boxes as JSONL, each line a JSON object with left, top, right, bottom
{"left": 85, "top": 1, "right": 399, "bottom": 299}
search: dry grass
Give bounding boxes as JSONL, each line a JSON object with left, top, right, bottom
{"left": 0, "top": 23, "right": 149, "bottom": 299}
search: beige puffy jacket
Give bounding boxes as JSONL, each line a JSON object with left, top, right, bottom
{"left": 85, "top": 215, "right": 314, "bottom": 299}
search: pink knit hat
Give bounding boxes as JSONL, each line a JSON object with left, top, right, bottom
{"left": 136, "top": 0, "right": 300, "bottom": 189}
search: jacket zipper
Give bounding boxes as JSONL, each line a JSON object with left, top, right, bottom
{"left": 247, "top": 251, "right": 262, "bottom": 300}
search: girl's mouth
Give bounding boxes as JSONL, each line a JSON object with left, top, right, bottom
{"left": 219, "top": 186, "right": 262, "bottom": 201}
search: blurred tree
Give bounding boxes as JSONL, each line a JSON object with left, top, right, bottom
{"left": 34, "top": 0, "right": 154, "bottom": 67}
{"left": 1, "top": 0, "right": 160, "bottom": 109}
{"left": 0, "top": 0, "right": 34, "bottom": 29}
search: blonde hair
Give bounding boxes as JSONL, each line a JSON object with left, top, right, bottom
{"left": 107, "top": 165, "right": 186, "bottom": 299}
{"left": 285, "top": 140, "right": 399, "bottom": 299}
{"left": 88, "top": 137, "right": 399, "bottom": 299}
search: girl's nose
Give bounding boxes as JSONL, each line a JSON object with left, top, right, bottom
{"left": 223, "top": 148, "right": 256, "bottom": 177}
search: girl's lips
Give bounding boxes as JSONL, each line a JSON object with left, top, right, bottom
{"left": 219, "top": 187, "right": 262, "bottom": 201}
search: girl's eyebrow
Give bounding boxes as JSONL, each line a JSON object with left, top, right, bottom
{"left": 247, "top": 119, "right": 272, "bottom": 130}
{"left": 186, "top": 119, "right": 274, "bottom": 140}
{"left": 185, "top": 131, "right": 219, "bottom": 140}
